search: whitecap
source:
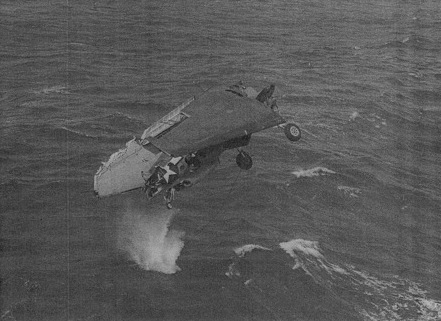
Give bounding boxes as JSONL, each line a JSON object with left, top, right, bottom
{"left": 349, "top": 111, "right": 360, "bottom": 121}
{"left": 337, "top": 185, "right": 361, "bottom": 198}
{"left": 349, "top": 267, "right": 441, "bottom": 320}
{"left": 280, "top": 239, "right": 324, "bottom": 259}
{"left": 234, "top": 244, "right": 272, "bottom": 257}
{"left": 225, "top": 262, "right": 240, "bottom": 278}
{"left": 32, "top": 85, "right": 68, "bottom": 95}
{"left": 291, "top": 167, "right": 336, "bottom": 178}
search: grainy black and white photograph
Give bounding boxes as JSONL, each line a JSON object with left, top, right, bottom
{"left": 1, "top": 0, "right": 441, "bottom": 320}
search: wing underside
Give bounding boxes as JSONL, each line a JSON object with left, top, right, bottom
{"left": 145, "top": 90, "right": 286, "bottom": 156}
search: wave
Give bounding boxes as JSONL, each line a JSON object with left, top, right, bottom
{"left": 291, "top": 167, "right": 336, "bottom": 178}
{"left": 98, "top": 112, "right": 146, "bottom": 129}
{"left": 337, "top": 185, "right": 361, "bottom": 198}
{"left": 35, "top": 112, "right": 147, "bottom": 142}
{"left": 58, "top": 126, "right": 100, "bottom": 139}
{"left": 411, "top": 89, "right": 441, "bottom": 103}
{"left": 280, "top": 239, "right": 324, "bottom": 260}
{"left": 349, "top": 111, "right": 360, "bottom": 121}
{"left": 226, "top": 239, "right": 441, "bottom": 320}
{"left": 225, "top": 240, "right": 359, "bottom": 320}
{"left": 379, "top": 35, "right": 435, "bottom": 51}
{"left": 281, "top": 239, "right": 441, "bottom": 321}
{"left": 35, "top": 125, "right": 101, "bottom": 142}
{"left": 31, "top": 85, "right": 68, "bottom": 95}
{"left": 234, "top": 244, "right": 271, "bottom": 258}
{"left": 284, "top": 94, "right": 335, "bottom": 106}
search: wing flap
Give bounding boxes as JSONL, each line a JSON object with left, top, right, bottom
{"left": 140, "top": 97, "right": 194, "bottom": 142}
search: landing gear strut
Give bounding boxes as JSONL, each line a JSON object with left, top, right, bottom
{"left": 164, "top": 187, "right": 175, "bottom": 209}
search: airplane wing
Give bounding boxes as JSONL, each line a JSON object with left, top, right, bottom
{"left": 144, "top": 87, "right": 286, "bottom": 156}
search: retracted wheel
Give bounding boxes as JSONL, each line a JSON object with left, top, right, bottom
{"left": 284, "top": 123, "right": 301, "bottom": 142}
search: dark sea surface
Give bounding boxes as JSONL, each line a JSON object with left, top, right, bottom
{"left": 1, "top": 0, "right": 441, "bottom": 320}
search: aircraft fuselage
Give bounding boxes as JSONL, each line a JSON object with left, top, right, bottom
{"left": 143, "top": 134, "right": 251, "bottom": 201}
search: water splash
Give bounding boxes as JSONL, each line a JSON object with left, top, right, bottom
{"left": 117, "top": 203, "right": 184, "bottom": 274}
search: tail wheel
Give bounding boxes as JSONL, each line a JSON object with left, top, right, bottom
{"left": 284, "top": 123, "right": 301, "bottom": 142}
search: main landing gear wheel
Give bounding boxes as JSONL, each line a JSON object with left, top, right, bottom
{"left": 236, "top": 150, "right": 252, "bottom": 170}
{"left": 284, "top": 123, "right": 301, "bottom": 142}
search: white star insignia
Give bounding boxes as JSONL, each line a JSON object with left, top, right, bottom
{"left": 162, "top": 165, "right": 177, "bottom": 183}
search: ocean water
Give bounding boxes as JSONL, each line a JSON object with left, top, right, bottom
{"left": 1, "top": 0, "right": 441, "bottom": 320}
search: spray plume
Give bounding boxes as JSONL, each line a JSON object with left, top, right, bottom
{"left": 117, "top": 202, "right": 184, "bottom": 274}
